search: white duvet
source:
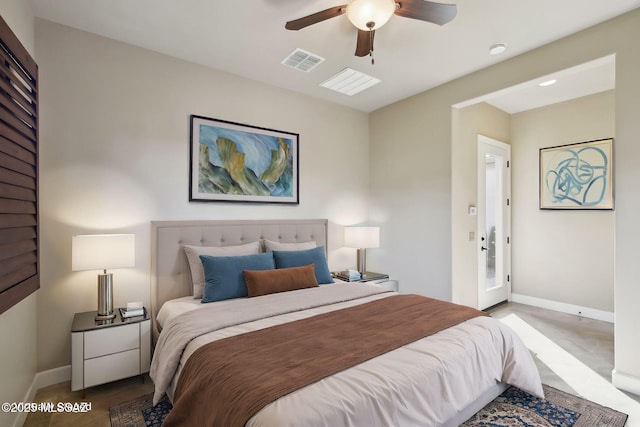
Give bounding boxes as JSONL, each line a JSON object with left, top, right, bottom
{"left": 150, "top": 283, "right": 543, "bottom": 426}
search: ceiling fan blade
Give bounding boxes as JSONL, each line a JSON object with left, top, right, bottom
{"left": 355, "top": 29, "right": 375, "bottom": 57}
{"left": 285, "top": 5, "right": 347, "bottom": 31}
{"left": 395, "top": 0, "right": 457, "bottom": 25}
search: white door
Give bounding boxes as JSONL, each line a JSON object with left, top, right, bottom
{"left": 477, "top": 135, "right": 511, "bottom": 310}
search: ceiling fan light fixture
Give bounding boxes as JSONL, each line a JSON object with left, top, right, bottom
{"left": 346, "top": 0, "right": 396, "bottom": 31}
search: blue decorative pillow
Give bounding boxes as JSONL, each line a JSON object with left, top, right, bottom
{"left": 272, "top": 246, "right": 334, "bottom": 284}
{"left": 200, "top": 252, "right": 275, "bottom": 303}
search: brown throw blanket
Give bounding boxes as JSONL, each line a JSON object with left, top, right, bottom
{"left": 162, "top": 294, "right": 488, "bottom": 427}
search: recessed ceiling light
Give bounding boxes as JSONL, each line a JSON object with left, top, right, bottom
{"left": 320, "top": 68, "right": 381, "bottom": 96}
{"left": 489, "top": 43, "right": 506, "bottom": 55}
{"left": 538, "top": 79, "right": 557, "bottom": 87}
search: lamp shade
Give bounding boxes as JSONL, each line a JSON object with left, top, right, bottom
{"left": 72, "top": 234, "right": 135, "bottom": 271}
{"left": 346, "top": 0, "right": 396, "bottom": 31}
{"left": 345, "top": 226, "right": 380, "bottom": 249}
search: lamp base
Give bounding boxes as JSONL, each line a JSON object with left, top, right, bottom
{"left": 356, "top": 248, "right": 367, "bottom": 277}
{"left": 96, "top": 272, "right": 115, "bottom": 321}
{"left": 95, "top": 313, "right": 116, "bottom": 321}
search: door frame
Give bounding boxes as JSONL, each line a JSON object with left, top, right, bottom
{"left": 477, "top": 135, "right": 511, "bottom": 309}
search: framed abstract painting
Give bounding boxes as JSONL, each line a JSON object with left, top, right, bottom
{"left": 539, "top": 138, "right": 613, "bottom": 210}
{"left": 189, "top": 115, "right": 299, "bottom": 204}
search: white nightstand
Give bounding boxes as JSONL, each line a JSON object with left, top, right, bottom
{"left": 355, "top": 272, "right": 399, "bottom": 292}
{"left": 71, "top": 309, "right": 150, "bottom": 391}
{"left": 366, "top": 278, "right": 399, "bottom": 292}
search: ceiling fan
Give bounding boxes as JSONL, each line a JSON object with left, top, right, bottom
{"left": 285, "top": 0, "right": 457, "bottom": 63}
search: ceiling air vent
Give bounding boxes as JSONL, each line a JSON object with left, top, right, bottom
{"left": 320, "top": 68, "right": 381, "bottom": 96}
{"left": 281, "top": 48, "right": 325, "bottom": 72}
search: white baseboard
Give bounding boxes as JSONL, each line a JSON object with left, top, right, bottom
{"left": 511, "top": 293, "right": 614, "bottom": 323}
{"left": 13, "top": 366, "right": 71, "bottom": 427}
{"left": 612, "top": 369, "right": 640, "bottom": 396}
{"left": 33, "top": 365, "right": 71, "bottom": 390}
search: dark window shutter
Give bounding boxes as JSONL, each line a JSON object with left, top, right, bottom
{"left": 0, "top": 15, "right": 39, "bottom": 315}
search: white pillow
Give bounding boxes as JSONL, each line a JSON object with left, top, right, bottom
{"left": 263, "top": 239, "right": 316, "bottom": 252}
{"left": 183, "top": 241, "right": 261, "bottom": 298}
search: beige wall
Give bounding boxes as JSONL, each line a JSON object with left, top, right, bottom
{"left": 0, "top": 298, "right": 37, "bottom": 427}
{"left": 371, "top": 8, "right": 640, "bottom": 390}
{"left": 369, "top": 89, "right": 454, "bottom": 299}
{"left": 0, "top": 0, "right": 34, "bottom": 52}
{"left": 0, "top": 2, "right": 38, "bottom": 425}
{"left": 611, "top": 12, "right": 640, "bottom": 392}
{"left": 511, "top": 91, "right": 615, "bottom": 311}
{"left": 451, "top": 103, "right": 510, "bottom": 308}
{"left": 35, "top": 19, "right": 371, "bottom": 371}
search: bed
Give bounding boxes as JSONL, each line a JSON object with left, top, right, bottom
{"left": 149, "top": 219, "right": 542, "bottom": 426}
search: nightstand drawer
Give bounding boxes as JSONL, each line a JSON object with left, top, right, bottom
{"left": 84, "top": 349, "right": 140, "bottom": 388}
{"left": 84, "top": 324, "right": 139, "bottom": 358}
{"left": 370, "top": 279, "right": 399, "bottom": 292}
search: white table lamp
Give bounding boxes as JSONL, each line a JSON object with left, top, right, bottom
{"left": 345, "top": 226, "right": 380, "bottom": 279}
{"left": 72, "top": 234, "right": 135, "bottom": 320}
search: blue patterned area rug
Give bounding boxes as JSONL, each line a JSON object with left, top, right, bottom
{"left": 462, "top": 385, "right": 627, "bottom": 427}
{"left": 109, "top": 393, "right": 171, "bottom": 427}
{"left": 109, "top": 384, "right": 627, "bottom": 426}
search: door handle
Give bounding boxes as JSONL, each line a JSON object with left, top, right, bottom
{"left": 480, "top": 236, "right": 487, "bottom": 251}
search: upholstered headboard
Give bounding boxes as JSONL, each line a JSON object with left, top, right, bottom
{"left": 150, "top": 219, "right": 328, "bottom": 338}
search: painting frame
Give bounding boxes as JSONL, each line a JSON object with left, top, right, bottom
{"left": 189, "top": 115, "right": 299, "bottom": 204}
{"left": 539, "top": 138, "right": 614, "bottom": 210}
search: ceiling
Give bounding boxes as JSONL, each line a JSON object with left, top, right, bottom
{"left": 33, "top": 0, "right": 640, "bottom": 113}
{"left": 460, "top": 55, "right": 616, "bottom": 114}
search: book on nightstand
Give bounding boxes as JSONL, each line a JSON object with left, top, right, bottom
{"left": 333, "top": 269, "right": 362, "bottom": 282}
{"left": 119, "top": 307, "right": 146, "bottom": 319}
{"left": 358, "top": 272, "right": 389, "bottom": 282}
{"left": 333, "top": 270, "right": 389, "bottom": 282}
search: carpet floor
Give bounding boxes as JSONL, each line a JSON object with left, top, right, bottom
{"left": 110, "top": 384, "right": 628, "bottom": 426}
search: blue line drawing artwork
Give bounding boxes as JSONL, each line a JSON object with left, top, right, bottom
{"left": 542, "top": 140, "right": 612, "bottom": 208}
